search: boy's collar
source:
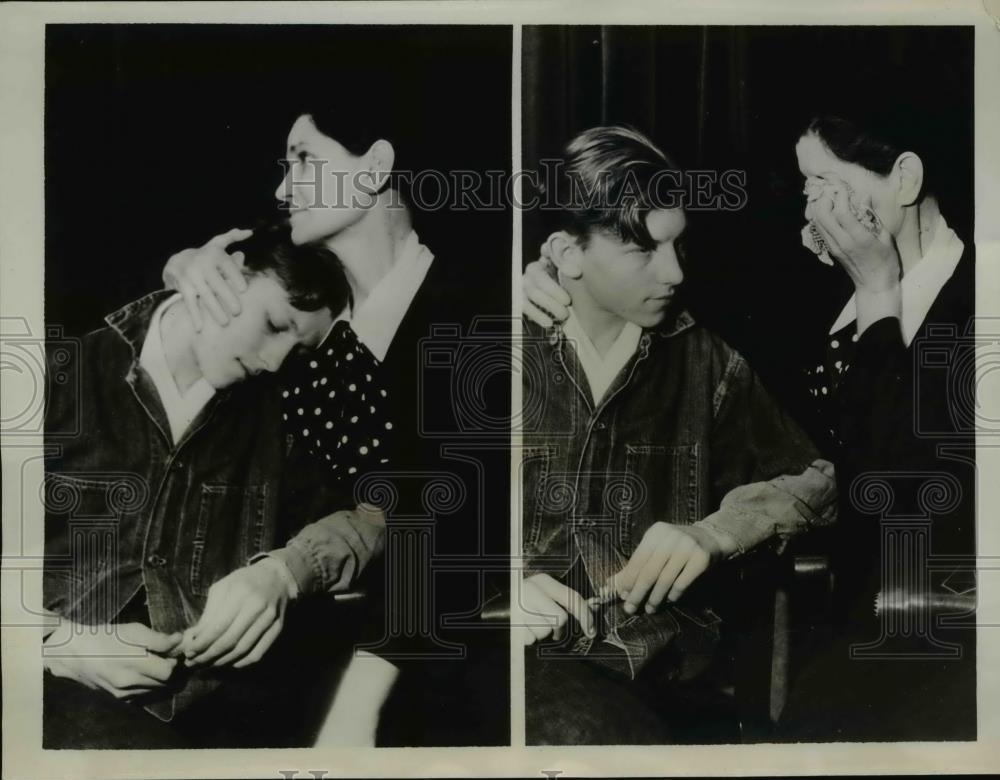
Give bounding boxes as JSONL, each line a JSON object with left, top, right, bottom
{"left": 545, "top": 306, "right": 696, "bottom": 344}
{"left": 651, "top": 308, "right": 697, "bottom": 339}
{"left": 104, "top": 290, "right": 177, "bottom": 359}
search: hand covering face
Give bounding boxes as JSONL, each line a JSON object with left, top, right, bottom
{"left": 801, "top": 176, "right": 884, "bottom": 265}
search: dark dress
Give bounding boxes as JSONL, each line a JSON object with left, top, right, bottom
{"left": 782, "top": 247, "right": 976, "bottom": 742}
{"left": 279, "top": 251, "right": 511, "bottom": 746}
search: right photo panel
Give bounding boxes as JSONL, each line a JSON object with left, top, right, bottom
{"left": 518, "top": 25, "right": 975, "bottom": 745}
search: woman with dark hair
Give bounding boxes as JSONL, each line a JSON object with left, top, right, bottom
{"left": 159, "top": 104, "right": 506, "bottom": 746}
{"left": 158, "top": 107, "right": 425, "bottom": 742}
{"left": 522, "top": 112, "right": 975, "bottom": 740}
{"left": 782, "top": 112, "right": 975, "bottom": 741}
{"left": 166, "top": 105, "right": 427, "bottom": 487}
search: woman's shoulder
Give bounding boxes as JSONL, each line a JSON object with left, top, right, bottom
{"left": 917, "top": 244, "right": 974, "bottom": 339}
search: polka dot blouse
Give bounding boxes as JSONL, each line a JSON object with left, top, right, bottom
{"left": 805, "top": 322, "right": 860, "bottom": 446}
{"left": 280, "top": 320, "right": 394, "bottom": 484}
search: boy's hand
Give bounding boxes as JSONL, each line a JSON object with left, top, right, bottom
{"left": 181, "top": 557, "right": 294, "bottom": 669}
{"left": 162, "top": 227, "right": 252, "bottom": 331}
{"left": 43, "top": 621, "right": 181, "bottom": 700}
{"left": 517, "top": 573, "right": 598, "bottom": 645}
{"left": 607, "top": 522, "right": 718, "bottom": 615}
{"left": 522, "top": 249, "right": 571, "bottom": 328}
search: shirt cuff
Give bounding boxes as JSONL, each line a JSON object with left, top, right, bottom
{"left": 697, "top": 460, "right": 839, "bottom": 557}
{"left": 249, "top": 550, "right": 303, "bottom": 599}
{"left": 270, "top": 507, "right": 387, "bottom": 597}
{"left": 686, "top": 521, "right": 739, "bottom": 561}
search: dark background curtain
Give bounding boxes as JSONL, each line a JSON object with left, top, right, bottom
{"left": 45, "top": 24, "right": 512, "bottom": 335}
{"left": 522, "top": 25, "right": 973, "bottom": 427}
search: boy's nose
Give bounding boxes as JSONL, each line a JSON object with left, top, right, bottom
{"left": 653, "top": 247, "right": 684, "bottom": 286}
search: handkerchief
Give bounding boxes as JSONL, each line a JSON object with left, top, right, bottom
{"left": 801, "top": 176, "right": 883, "bottom": 266}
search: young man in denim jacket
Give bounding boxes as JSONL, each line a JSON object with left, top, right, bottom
{"left": 519, "top": 126, "right": 837, "bottom": 744}
{"left": 42, "top": 223, "right": 386, "bottom": 748}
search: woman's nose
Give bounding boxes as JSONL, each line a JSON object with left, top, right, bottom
{"left": 275, "top": 169, "right": 293, "bottom": 205}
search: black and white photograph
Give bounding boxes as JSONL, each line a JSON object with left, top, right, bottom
{"left": 1, "top": 2, "right": 998, "bottom": 779}
{"left": 36, "top": 23, "right": 512, "bottom": 749}
{"left": 519, "top": 24, "right": 977, "bottom": 745}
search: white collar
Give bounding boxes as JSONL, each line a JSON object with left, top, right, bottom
{"left": 139, "top": 294, "right": 216, "bottom": 445}
{"left": 828, "top": 213, "right": 964, "bottom": 346}
{"left": 322, "top": 229, "right": 434, "bottom": 361}
{"left": 562, "top": 307, "right": 643, "bottom": 405}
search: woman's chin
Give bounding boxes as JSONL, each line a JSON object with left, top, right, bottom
{"left": 288, "top": 218, "right": 315, "bottom": 246}
{"left": 290, "top": 209, "right": 366, "bottom": 246}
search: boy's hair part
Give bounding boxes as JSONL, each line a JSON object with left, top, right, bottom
{"left": 543, "top": 125, "right": 682, "bottom": 252}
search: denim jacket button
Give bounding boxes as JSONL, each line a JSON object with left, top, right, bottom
{"left": 172, "top": 460, "right": 184, "bottom": 471}
{"left": 146, "top": 554, "right": 167, "bottom": 567}
{"left": 594, "top": 421, "right": 607, "bottom": 431}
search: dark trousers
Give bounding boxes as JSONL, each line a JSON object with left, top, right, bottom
{"left": 44, "top": 674, "right": 190, "bottom": 749}
{"left": 525, "top": 644, "right": 739, "bottom": 746}
{"left": 778, "top": 623, "right": 977, "bottom": 743}
{"left": 43, "top": 600, "right": 365, "bottom": 749}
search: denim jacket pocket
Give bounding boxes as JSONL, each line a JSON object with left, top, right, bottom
{"left": 190, "top": 482, "right": 268, "bottom": 596}
{"left": 44, "top": 472, "right": 150, "bottom": 600}
{"left": 522, "top": 445, "right": 576, "bottom": 553}
{"left": 623, "top": 443, "right": 704, "bottom": 545}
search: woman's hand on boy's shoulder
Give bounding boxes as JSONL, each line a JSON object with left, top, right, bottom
{"left": 522, "top": 249, "right": 571, "bottom": 328}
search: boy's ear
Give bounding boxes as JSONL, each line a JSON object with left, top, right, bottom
{"left": 892, "top": 151, "right": 924, "bottom": 207}
{"left": 544, "top": 231, "right": 584, "bottom": 280}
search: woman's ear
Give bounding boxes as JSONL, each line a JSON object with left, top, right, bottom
{"left": 365, "top": 139, "right": 396, "bottom": 192}
{"left": 545, "top": 231, "right": 584, "bottom": 280}
{"left": 893, "top": 151, "right": 924, "bottom": 207}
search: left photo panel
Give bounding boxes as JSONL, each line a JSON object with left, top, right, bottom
{"left": 42, "top": 24, "right": 512, "bottom": 748}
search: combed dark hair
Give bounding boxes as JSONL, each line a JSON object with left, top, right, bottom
{"left": 803, "top": 110, "right": 941, "bottom": 203}
{"left": 805, "top": 115, "right": 905, "bottom": 173}
{"left": 231, "top": 218, "right": 351, "bottom": 314}
{"left": 298, "top": 80, "right": 412, "bottom": 204}
{"left": 545, "top": 126, "right": 682, "bottom": 251}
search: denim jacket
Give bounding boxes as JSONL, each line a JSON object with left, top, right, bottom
{"left": 521, "top": 312, "right": 837, "bottom": 677}
{"left": 44, "top": 291, "right": 383, "bottom": 717}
